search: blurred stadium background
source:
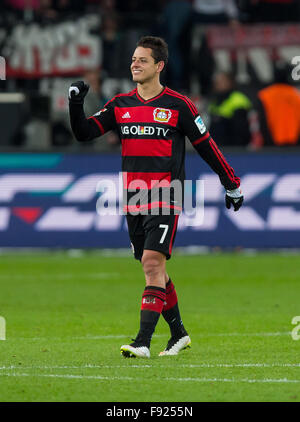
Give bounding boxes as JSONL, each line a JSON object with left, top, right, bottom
{"left": 1, "top": 0, "right": 300, "bottom": 403}
{"left": 1, "top": 0, "right": 300, "bottom": 251}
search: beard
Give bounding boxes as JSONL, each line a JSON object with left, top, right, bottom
{"left": 132, "top": 72, "right": 154, "bottom": 85}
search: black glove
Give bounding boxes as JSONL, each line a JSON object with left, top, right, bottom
{"left": 68, "top": 81, "right": 89, "bottom": 104}
{"left": 225, "top": 188, "right": 244, "bottom": 212}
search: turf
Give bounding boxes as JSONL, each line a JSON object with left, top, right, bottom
{"left": 0, "top": 251, "right": 299, "bottom": 402}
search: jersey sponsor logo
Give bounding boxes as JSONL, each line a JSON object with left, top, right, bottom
{"left": 194, "top": 115, "right": 206, "bottom": 134}
{"left": 122, "top": 112, "right": 131, "bottom": 119}
{"left": 153, "top": 108, "right": 172, "bottom": 123}
{"left": 93, "top": 108, "right": 107, "bottom": 117}
{"left": 121, "top": 125, "right": 169, "bottom": 137}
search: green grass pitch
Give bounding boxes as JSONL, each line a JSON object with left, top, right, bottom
{"left": 0, "top": 251, "right": 300, "bottom": 402}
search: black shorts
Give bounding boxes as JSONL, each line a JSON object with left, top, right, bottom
{"left": 126, "top": 214, "right": 180, "bottom": 261}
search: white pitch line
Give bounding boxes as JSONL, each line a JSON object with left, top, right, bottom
{"left": 0, "top": 273, "right": 120, "bottom": 281}
{"left": 19, "top": 334, "right": 166, "bottom": 341}
{"left": 0, "top": 373, "right": 134, "bottom": 381}
{"left": 0, "top": 365, "right": 153, "bottom": 370}
{"left": 75, "top": 332, "right": 291, "bottom": 340}
{"left": 16, "top": 335, "right": 144, "bottom": 341}
{"left": 185, "top": 363, "right": 300, "bottom": 368}
{"left": 210, "top": 332, "right": 291, "bottom": 337}
{"left": 15, "top": 332, "right": 291, "bottom": 341}
{"left": 1, "top": 363, "right": 300, "bottom": 371}
{"left": 166, "top": 377, "right": 300, "bottom": 384}
{"left": 0, "top": 372, "right": 300, "bottom": 384}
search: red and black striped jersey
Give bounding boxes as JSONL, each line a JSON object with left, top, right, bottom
{"left": 69, "top": 86, "right": 240, "bottom": 213}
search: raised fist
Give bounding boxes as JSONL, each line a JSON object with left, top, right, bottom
{"left": 68, "top": 81, "right": 89, "bottom": 104}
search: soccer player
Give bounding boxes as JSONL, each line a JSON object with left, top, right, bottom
{"left": 68, "top": 36, "right": 243, "bottom": 358}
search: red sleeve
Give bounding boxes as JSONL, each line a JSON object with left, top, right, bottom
{"left": 87, "top": 98, "right": 117, "bottom": 135}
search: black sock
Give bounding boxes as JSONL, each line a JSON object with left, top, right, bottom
{"left": 162, "top": 304, "right": 188, "bottom": 338}
{"left": 134, "top": 286, "right": 166, "bottom": 348}
{"left": 162, "top": 279, "right": 188, "bottom": 338}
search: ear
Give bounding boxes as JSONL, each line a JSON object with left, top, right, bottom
{"left": 157, "top": 61, "right": 165, "bottom": 73}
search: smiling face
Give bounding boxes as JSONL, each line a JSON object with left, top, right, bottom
{"left": 131, "top": 46, "right": 164, "bottom": 84}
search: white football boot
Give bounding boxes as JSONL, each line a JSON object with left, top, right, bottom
{"left": 159, "top": 335, "right": 191, "bottom": 356}
{"left": 120, "top": 343, "right": 150, "bottom": 358}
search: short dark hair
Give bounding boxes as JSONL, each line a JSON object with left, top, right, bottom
{"left": 136, "top": 36, "right": 168, "bottom": 66}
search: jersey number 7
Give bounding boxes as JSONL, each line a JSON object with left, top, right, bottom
{"left": 159, "top": 224, "right": 169, "bottom": 244}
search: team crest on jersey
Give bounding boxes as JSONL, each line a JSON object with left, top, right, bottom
{"left": 153, "top": 108, "right": 172, "bottom": 123}
{"left": 93, "top": 108, "right": 107, "bottom": 117}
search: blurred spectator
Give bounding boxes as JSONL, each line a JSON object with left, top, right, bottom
{"left": 83, "top": 69, "right": 108, "bottom": 117}
{"left": 4, "top": 0, "right": 39, "bottom": 20}
{"left": 25, "top": 93, "right": 51, "bottom": 149}
{"left": 160, "top": 0, "right": 193, "bottom": 91}
{"left": 115, "top": 0, "right": 162, "bottom": 29}
{"left": 257, "top": 62, "right": 300, "bottom": 147}
{"left": 98, "top": 1, "right": 132, "bottom": 79}
{"left": 82, "top": 69, "right": 120, "bottom": 150}
{"left": 99, "top": 0, "right": 116, "bottom": 14}
{"left": 193, "top": 0, "right": 240, "bottom": 26}
{"left": 50, "top": 70, "right": 120, "bottom": 150}
{"left": 100, "top": 14, "right": 123, "bottom": 78}
{"left": 34, "top": 0, "right": 86, "bottom": 22}
{"left": 237, "top": 0, "right": 300, "bottom": 23}
{"left": 85, "top": 0, "right": 101, "bottom": 12}
{"left": 5, "top": 0, "right": 85, "bottom": 19}
{"left": 5, "top": 0, "right": 85, "bottom": 22}
{"left": 194, "top": 34, "right": 215, "bottom": 97}
{"left": 191, "top": 1, "right": 240, "bottom": 97}
{"left": 208, "top": 71, "right": 252, "bottom": 146}
{"left": 99, "top": 1, "right": 151, "bottom": 80}
{"left": 5, "top": 0, "right": 39, "bottom": 9}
